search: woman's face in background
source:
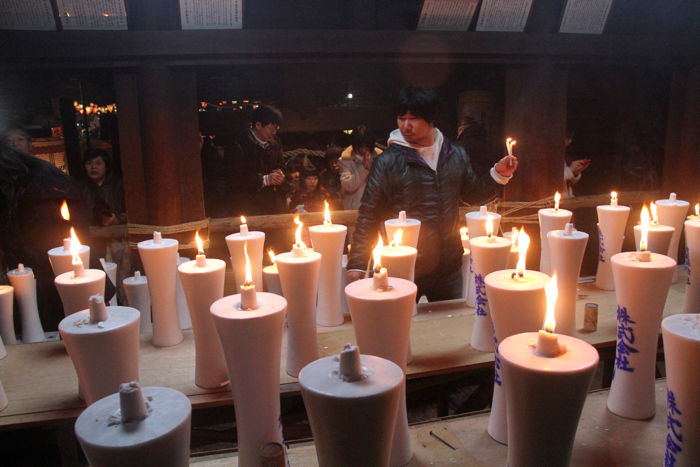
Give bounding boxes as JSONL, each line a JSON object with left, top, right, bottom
{"left": 85, "top": 157, "right": 107, "bottom": 184}
{"left": 303, "top": 175, "right": 319, "bottom": 191}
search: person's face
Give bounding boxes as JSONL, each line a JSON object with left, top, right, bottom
{"left": 397, "top": 112, "right": 434, "bottom": 146}
{"left": 5, "top": 130, "right": 32, "bottom": 155}
{"left": 328, "top": 158, "right": 340, "bottom": 172}
{"left": 253, "top": 122, "right": 279, "bottom": 142}
{"left": 85, "top": 157, "right": 107, "bottom": 183}
{"left": 303, "top": 175, "right": 319, "bottom": 191}
{"left": 290, "top": 171, "right": 300, "bottom": 182}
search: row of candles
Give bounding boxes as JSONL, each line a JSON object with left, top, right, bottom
{"left": 1, "top": 182, "right": 699, "bottom": 465}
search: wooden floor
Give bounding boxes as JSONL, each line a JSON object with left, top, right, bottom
{"left": 0, "top": 274, "right": 688, "bottom": 430}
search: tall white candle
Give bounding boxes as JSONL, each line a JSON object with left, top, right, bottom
{"left": 175, "top": 255, "right": 193, "bottom": 330}
{"left": 633, "top": 204, "right": 674, "bottom": 255}
{"left": 384, "top": 211, "right": 421, "bottom": 249}
{"left": 177, "top": 232, "right": 228, "bottom": 389}
{"left": 309, "top": 202, "right": 348, "bottom": 326}
{"left": 123, "top": 271, "right": 152, "bottom": 333}
{"left": 138, "top": 232, "right": 182, "bottom": 347}
{"left": 0, "top": 286, "right": 15, "bottom": 345}
{"left": 225, "top": 227, "right": 265, "bottom": 292}
{"left": 465, "top": 206, "right": 502, "bottom": 307}
{"left": 656, "top": 193, "right": 690, "bottom": 280}
{"left": 683, "top": 219, "right": 700, "bottom": 313}
{"left": 538, "top": 192, "right": 572, "bottom": 275}
{"left": 594, "top": 199, "right": 631, "bottom": 291}
{"left": 6, "top": 264, "right": 45, "bottom": 343}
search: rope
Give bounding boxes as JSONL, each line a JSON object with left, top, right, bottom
{"left": 126, "top": 218, "right": 210, "bottom": 250}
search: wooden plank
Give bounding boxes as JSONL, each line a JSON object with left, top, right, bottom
{"left": 0, "top": 280, "right": 686, "bottom": 430}
{"left": 192, "top": 380, "right": 669, "bottom": 466}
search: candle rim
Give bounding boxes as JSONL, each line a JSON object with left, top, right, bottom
{"left": 499, "top": 332, "right": 599, "bottom": 372}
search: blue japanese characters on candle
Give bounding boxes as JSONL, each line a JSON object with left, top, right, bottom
{"left": 665, "top": 390, "right": 683, "bottom": 467}
{"left": 598, "top": 225, "right": 606, "bottom": 262}
{"left": 685, "top": 246, "right": 691, "bottom": 286}
{"left": 615, "top": 305, "right": 639, "bottom": 372}
{"left": 469, "top": 255, "right": 473, "bottom": 273}
{"left": 475, "top": 274, "right": 488, "bottom": 317}
{"left": 493, "top": 334, "right": 502, "bottom": 386}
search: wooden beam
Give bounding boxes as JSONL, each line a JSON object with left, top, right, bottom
{"left": 0, "top": 30, "right": 698, "bottom": 69}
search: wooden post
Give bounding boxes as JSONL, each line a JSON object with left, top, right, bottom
{"left": 503, "top": 60, "right": 567, "bottom": 201}
{"left": 662, "top": 65, "right": 700, "bottom": 201}
{"left": 114, "top": 64, "right": 205, "bottom": 246}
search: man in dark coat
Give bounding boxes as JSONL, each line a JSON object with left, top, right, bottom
{"left": 230, "top": 105, "right": 290, "bottom": 215}
{"left": 346, "top": 87, "right": 519, "bottom": 300}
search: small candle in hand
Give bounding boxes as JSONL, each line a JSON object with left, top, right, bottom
{"left": 240, "top": 216, "right": 249, "bottom": 236}
{"left": 240, "top": 242, "right": 258, "bottom": 310}
{"left": 372, "top": 235, "right": 388, "bottom": 290}
{"left": 536, "top": 274, "right": 563, "bottom": 357}
{"left": 610, "top": 191, "right": 618, "bottom": 207}
{"left": 195, "top": 231, "right": 207, "bottom": 267}
{"left": 70, "top": 227, "right": 85, "bottom": 277}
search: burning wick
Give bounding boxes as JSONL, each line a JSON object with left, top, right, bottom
{"left": 610, "top": 191, "right": 618, "bottom": 207}
{"left": 512, "top": 227, "right": 529, "bottom": 279}
{"left": 372, "top": 234, "right": 388, "bottom": 290}
{"left": 637, "top": 205, "right": 651, "bottom": 262}
{"left": 389, "top": 228, "right": 403, "bottom": 248}
{"left": 323, "top": 201, "right": 332, "bottom": 225}
{"left": 486, "top": 214, "right": 495, "bottom": 242}
{"left": 240, "top": 242, "right": 258, "bottom": 310}
{"left": 195, "top": 231, "right": 206, "bottom": 267}
{"left": 553, "top": 192, "right": 561, "bottom": 211}
{"left": 240, "top": 216, "right": 248, "bottom": 236}
{"left": 536, "top": 273, "right": 563, "bottom": 357}
{"left": 70, "top": 227, "right": 85, "bottom": 277}
{"left": 292, "top": 216, "right": 307, "bottom": 258}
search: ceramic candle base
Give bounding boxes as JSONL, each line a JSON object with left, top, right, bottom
{"left": 346, "top": 277, "right": 417, "bottom": 467}
{"left": 55, "top": 269, "right": 106, "bottom": 317}
{"left": 174, "top": 256, "right": 192, "bottom": 330}
{"left": 595, "top": 205, "right": 631, "bottom": 291}
{"left": 548, "top": 228, "right": 589, "bottom": 336}
{"left": 310, "top": 224, "right": 347, "bottom": 327}
{"left": 178, "top": 258, "right": 228, "bottom": 389}
{"left": 299, "top": 349, "right": 404, "bottom": 467}
{"left": 59, "top": 305, "right": 140, "bottom": 405}
{"left": 263, "top": 265, "right": 282, "bottom": 295}
{"left": 225, "top": 231, "right": 265, "bottom": 291}
{"left": 75, "top": 384, "right": 191, "bottom": 467}
{"left": 48, "top": 245, "right": 90, "bottom": 276}
{"left": 138, "top": 237, "right": 182, "bottom": 347}
{"left": 661, "top": 314, "right": 700, "bottom": 466}
{"left": 500, "top": 333, "right": 598, "bottom": 467}
{"left": 633, "top": 225, "right": 674, "bottom": 255}
{"left": 7, "top": 266, "right": 46, "bottom": 343}
{"left": 276, "top": 250, "right": 322, "bottom": 377}
{"left": 465, "top": 209, "right": 502, "bottom": 308}
{"left": 607, "top": 252, "right": 675, "bottom": 419}
{"left": 123, "top": 272, "right": 152, "bottom": 333}
{"left": 385, "top": 217, "right": 421, "bottom": 249}
{"left": 0, "top": 286, "right": 16, "bottom": 345}
{"left": 538, "top": 208, "right": 572, "bottom": 275}
{"left": 485, "top": 270, "right": 549, "bottom": 445}
{"left": 469, "top": 236, "right": 511, "bottom": 352}
{"left": 211, "top": 292, "right": 286, "bottom": 467}
{"left": 683, "top": 220, "right": 700, "bottom": 313}
{"left": 656, "top": 195, "right": 690, "bottom": 269}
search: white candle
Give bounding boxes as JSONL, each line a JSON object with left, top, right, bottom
{"left": 656, "top": 193, "right": 690, "bottom": 272}
{"left": 594, "top": 200, "right": 631, "bottom": 291}
{"left": 6, "top": 263, "right": 45, "bottom": 343}
{"left": 384, "top": 212, "right": 421, "bottom": 249}
{"left": 262, "top": 249, "right": 282, "bottom": 295}
{"left": 225, "top": 227, "right": 265, "bottom": 291}
{"left": 466, "top": 206, "right": 502, "bottom": 308}
{"left": 309, "top": 202, "right": 348, "bottom": 326}
{"left": 538, "top": 194, "right": 572, "bottom": 275}
{"left": 0, "top": 286, "right": 15, "bottom": 345}
{"left": 123, "top": 271, "right": 152, "bottom": 333}
{"left": 177, "top": 232, "right": 228, "bottom": 389}
{"left": 688, "top": 202, "right": 700, "bottom": 220}
{"left": 380, "top": 229, "right": 417, "bottom": 283}
{"left": 683, "top": 219, "right": 700, "bottom": 313}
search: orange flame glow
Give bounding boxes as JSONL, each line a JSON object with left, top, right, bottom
{"left": 244, "top": 242, "right": 253, "bottom": 285}
{"left": 389, "top": 228, "right": 403, "bottom": 247}
{"left": 69, "top": 227, "right": 82, "bottom": 264}
{"left": 195, "top": 230, "right": 204, "bottom": 255}
{"left": 294, "top": 216, "right": 306, "bottom": 249}
{"left": 544, "top": 273, "right": 558, "bottom": 333}
{"left": 516, "top": 227, "right": 530, "bottom": 277}
{"left": 650, "top": 202, "right": 658, "bottom": 225}
{"left": 268, "top": 248, "right": 276, "bottom": 264}
{"left": 640, "top": 205, "right": 650, "bottom": 252}
{"left": 554, "top": 192, "right": 561, "bottom": 211}
{"left": 372, "top": 234, "right": 383, "bottom": 270}
{"left": 486, "top": 214, "right": 494, "bottom": 238}
{"left": 323, "top": 201, "right": 332, "bottom": 225}
{"left": 60, "top": 201, "right": 70, "bottom": 221}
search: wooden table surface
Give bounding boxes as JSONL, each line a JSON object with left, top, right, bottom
{"left": 0, "top": 277, "right": 687, "bottom": 429}
{"left": 192, "top": 380, "right": 671, "bottom": 466}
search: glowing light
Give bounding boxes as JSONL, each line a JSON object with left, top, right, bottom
{"left": 650, "top": 202, "right": 658, "bottom": 225}
{"left": 195, "top": 231, "right": 204, "bottom": 255}
{"left": 389, "top": 228, "right": 403, "bottom": 247}
{"left": 268, "top": 249, "right": 276, "bottom": 264}
{"left": 515, "top": 227, "right": 530, "bottom": 278}
{"left": 372, "top": 234, "right": 383, "bottom": 271}
{"left": 323, "top": 201, "right": 332, "bottom": 225}
{"left": 294, "top": 216, "right": 306, "bottom": 249}
{"left": 640, "top": 205, "right": 650, "bottom": 252}
{"left": 460, "top": 227, "right": 468, "bottom": 240}
{"left": 60, "top": 201, "right": 70, "bottom": 221}
{"left": 486, "top": 214, "right": 494, "bottom": 238}
{"left": 244, "top": 242, "right": 253, "bottom": 285}
{"left": 554, "top": 192, "right": 561, "bottom": 211}
{"left": 543, "top": 273, "right": 558, "bottom": 333}
{"left": 70, "top": 227, "right": 82, "bottom": 264}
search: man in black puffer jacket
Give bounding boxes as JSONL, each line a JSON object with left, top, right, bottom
{"left": 347, "top": 87, "right": 519, "bottom": 300}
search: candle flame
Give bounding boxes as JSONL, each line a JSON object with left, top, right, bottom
{"left": 695, "top": 203, "right": 699, "bottom": 217}
{"left": 611, "top": 191, "right": 617, "bottom": 203}
{"left": 544, "top": 273, "right": 558, "bottom": 333}
{"left": 516, "top": 227, "right": 529, "bottom": 277}
{"left": 640, "top": 205, "right": 650, "bottom": 252}
{"left": 268, "top": 248, "right": 276, "bottom": 264}
{"left": 460, "top": 226, "right": 468, "bottom": 240}
{"left": 69, "top": 227, "right": 82, "bottom": 263}
{"left": 195, "top": 230, "right": 204, "bottom": 255}
{"left": 323, "top": 200, "right": 332, "bottom": 225}
{"left": 485, "top": 214, "right": 494, "bottom": 238}
{"left": 240, "top": 215, "right": 246, "bottom": 224}
{"left": 650, "top": 202, "right": 658, "bottom": 225}
{"left": 60, "top": 201, "right": 70, "bottom": 221}
{"left": 372, "top": 234, "right": 383, "bottom": 271}
{"left": 390, "top": 228, "right": 403, "bottom": 247}
{"left": 243, "top": 242, "right": 253, "bottom": 285}
{"left": 510, "top": 140, "right": 517, "bottom": 150}
{"left": 554, "top": 192, "right": 561, "bottom": 211}
{"left": 294, "top": 215, "right": 306, "bottom": 249}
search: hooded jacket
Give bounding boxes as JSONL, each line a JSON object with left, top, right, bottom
{"left": 347, "top": 129, "right": 505, "bottom": 280}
